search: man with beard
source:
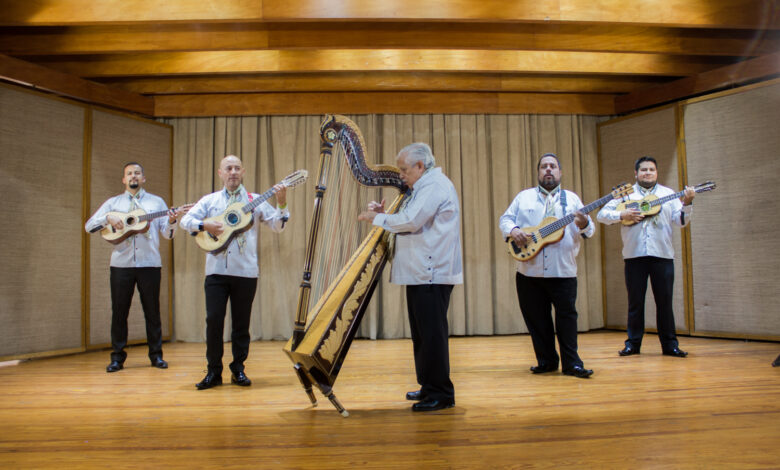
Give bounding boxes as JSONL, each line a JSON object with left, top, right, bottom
{"left": 85, "top": 162, "right": 188, "bottom": 373}
{"left": 597, "top": 156, "right": 694, "bottom": 358}
{"left": 180, "top": 155, "right": 288, "bottom": 390}
{"left": 358, "top": 142, "right": 462, "bottom": 411}
{"left": 499, "top": 153, "right": 595, "bottom": 378}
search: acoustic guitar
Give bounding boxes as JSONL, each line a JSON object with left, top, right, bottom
{"left": 616, "top": 181, "right": 716, "bottom": 225}
{"left": 101, "top": 204, "right": 194, "bottom": 244}
{"left": 506, "top": 184, "right": 633, "bottom": 261}
{"left": 194, "top": 169, "right": 308, "bottom": 254}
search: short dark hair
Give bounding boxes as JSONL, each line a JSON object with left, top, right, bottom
{"left": 635, "top": 155, "right": 657, "bottom": 172}
{"left": 123, "top": 162, "right": 144, "bottom": 175}
{"left": 537, "top": 152, "right": 561, "bottom": 171}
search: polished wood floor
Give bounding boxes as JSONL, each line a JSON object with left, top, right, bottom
{"left": 1, "top": 331, "right": 778, "bottom": 469}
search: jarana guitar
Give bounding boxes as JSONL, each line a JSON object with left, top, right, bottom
{"left": 101, "top": 203, "right": 194, "bottom": 244}
{"left": 616, "top": 181, "right": 716, "bottom": 225}
{"left": 506, "top": 184, "right": 633, "bottom": 261}
{"left": 194, "top": 169, "right": 308, "bottom": 254}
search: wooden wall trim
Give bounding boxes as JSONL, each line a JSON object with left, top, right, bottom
{"left": 615, "top": 53, "right": 780, "bottom": 114}
{"left": 0, "top": 54, "right": 154, "bottom": 116}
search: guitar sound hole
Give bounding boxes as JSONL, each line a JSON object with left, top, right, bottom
{"left": 126, "top": 217, "right": 136, "bottom": 225}
{"left": 226, "top": 212, "right": 240, "bottom": 226}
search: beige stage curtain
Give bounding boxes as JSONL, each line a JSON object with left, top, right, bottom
{"left": 164, "top": 114, "right": 604, "bottom": 342}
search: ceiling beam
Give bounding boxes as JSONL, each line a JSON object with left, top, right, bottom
{"left": 615, "top": 52, "right": 780, "bottom": 113}
{"left": 0, "top": 53, "right": 153, "bottom": 115}
{"left": 30, "top": 50, "right": 734, "bottom": 77}
{"left": 1, "top": 0, "right": 777, "bottom": 28}
{"left": 96, "top": 72, "right": 667, "bottom": 95}
{"left": 1, "top": 23, "right": 777, "bottom": 56}
{"left": 153, "top": 91, "right": 617, "bottom": 117}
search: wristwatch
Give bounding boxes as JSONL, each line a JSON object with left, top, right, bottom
{"left": 198, "top": 222, "right": 204, "bottom": 232}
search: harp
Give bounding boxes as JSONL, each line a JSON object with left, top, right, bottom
{"left": 283, "top": 115, "right": 406, "bottom": 417}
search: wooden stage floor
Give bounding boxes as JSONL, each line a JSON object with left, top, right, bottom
{"left": 1, "top": 331, "right": 778, "bottom": 469}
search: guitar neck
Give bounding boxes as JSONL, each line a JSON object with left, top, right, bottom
{"left": 649, "top": 186, "right": 707, "bottom": 207}
{"left": 540, "top": 192, "right": 612, "bottom": 235}
{"left": 138, "top": 209, "right": 170, "bottom": 222}
{"left": 241, "top": 187, "right": 277, "bottom": 213}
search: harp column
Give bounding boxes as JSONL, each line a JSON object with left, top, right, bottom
{"left": 291, "top": 122, "right": 340, "bottom": 350}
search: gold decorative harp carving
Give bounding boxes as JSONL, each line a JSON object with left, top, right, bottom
{"left": 283, "top": 115, "right": 406, "bottom": 416}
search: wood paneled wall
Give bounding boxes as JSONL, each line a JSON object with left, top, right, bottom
{"left": 598, "top": 79, "right": 780, "bottom": 341}
{"left": 0, "top": 83, "right": 173, "bottom": 360}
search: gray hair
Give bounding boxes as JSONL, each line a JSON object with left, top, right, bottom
{"left": 398, "top": 142, "right": 435, "bottom": 169}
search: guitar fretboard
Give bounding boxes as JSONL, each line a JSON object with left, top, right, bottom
{"left": 241, "top": 187, "right": 277, "bottom": 214}
{"left": 538, "top": 193, "right": 614, "bottom": 237}
{"left": 139, "top": 209, "right": 170, "bottom": 222}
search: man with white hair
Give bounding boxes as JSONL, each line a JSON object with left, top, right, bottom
{"left": 359, "top": 143, "right": 463, "bottom": 412}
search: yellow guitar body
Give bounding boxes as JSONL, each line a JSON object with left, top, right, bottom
{"left": 194, "top": 201, "right": 255, "bottom": 254}
{"left": 506, "top": 216, "right": 565, "bottom": 261}
{"left": 616, "top": 195, "right": 661, "bottom": 226}
{"left": 100, "top": 209, "right": 151, "bottom": 244}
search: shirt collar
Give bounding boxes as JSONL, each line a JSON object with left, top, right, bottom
{"left": 125, "top": 188, "right": 146, "bottom": 200}
{"left": 637, "top": 183, "right": 657, "bottom": 196}
{"left": 537, "top": 185, "right": 560, "bottom": 198}
{"left": 223, "top": 184, "right": 246, "bottom": 199}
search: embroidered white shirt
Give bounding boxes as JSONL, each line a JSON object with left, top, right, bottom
{"left": 180, "top": 187, "right": 289, "bottom": 278}
{"left": 597, "top": 182, "right": 692, "bottom": 260}
{"left": 372, "top": 167, "right": 463, "bottom": 285}
{"left": 85, "top": 189, "right": 177, "bottom": 268}
{"left": 499, "top": 187, "right": 595, "bottom": 278}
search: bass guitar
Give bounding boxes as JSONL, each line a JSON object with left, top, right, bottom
{"left": 506, "top": 184, "right": 633, "bottom": 261}
{"left": 194, "top": 169, "right": 308, "bottom": 254}
{"left": 101, "top": 203, "right": 194, "bottom": 244}
{"left": 616, "top": 181, "right": 716, "bottom": 225}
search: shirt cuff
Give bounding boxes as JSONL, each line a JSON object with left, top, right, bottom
{"left": 681, "top": 204, "right": 693, "bottom": 213}
{"left": 373, "top": 213, "right": 388, "bottom": 228}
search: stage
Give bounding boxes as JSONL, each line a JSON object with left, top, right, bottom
{"left": 1, "top": 331, "right": 778, "bottom": 469}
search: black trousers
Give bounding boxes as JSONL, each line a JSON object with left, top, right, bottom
{"left": 515, "top": 273, "right": 583, "bottom": 370}
{"left": 624, "top": 256, "right": 679, "bottom": 351}
{"left": 204, "top": 274, "right": 257, "bottom": 375}
{"left": 406, "top": 284, "right": 455, "bottom": 401}
{"left": 109, "top": 267, "right": 163, "bottom": 363}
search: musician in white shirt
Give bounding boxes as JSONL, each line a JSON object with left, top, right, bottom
{"left": 180, "top": 155, "right": 289, "bottom": 390}
{"left": 596, "top": 156, "right": 694, "bottom": 358}
{"left": 358, "top": 143, "right": 462, "bottom": 412}
{"left": 499, "top": 153, "right": 595, "bottom": 378}
{"left": 85, "top": 162, "right": 187, "bottom": 373}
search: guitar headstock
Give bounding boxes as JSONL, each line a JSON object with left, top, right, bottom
{"left": 281, "top": 169, "right": 309, "bottom": 188}
{"left": 695, "top": 181, "right": 716, "bottom": 192}
{"left": 611, "top": 183, "right": 634, "bottom": 199}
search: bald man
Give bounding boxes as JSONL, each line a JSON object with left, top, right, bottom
{"left": 180, "top": 155, "right": 289, "bottom": 390}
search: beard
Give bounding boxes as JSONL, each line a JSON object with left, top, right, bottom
{"left": 129, "top": 181, "right": 139, "bottom": 189}
{"left": 538, "top": 176, "right": 560, "bottom": 191}
{"left": 637, "top": 179, "right": 656, "bottom": 189}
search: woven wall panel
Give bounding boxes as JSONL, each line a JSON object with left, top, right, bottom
{"left": 598, "top": 107, "right": 687, "bottom": 334}
{"left": 0, "top": 86, "right": 85, "bottom": 357}
{"left": 684, "top": 82, "right": 780, "bottom": 336}
{"left": 88, "top": 110, "right": 173, "bottom": 348}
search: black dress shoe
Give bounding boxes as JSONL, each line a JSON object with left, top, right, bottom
{"left": 411, "top": 397, "right": 454, "bottom": 412}
{"left": 663, "top": 347, "right": 688, "bottom": 358}
{"left": 196, "top": 372, "right": 223, "bottom": 390}
{"left": 619, "top": 345, "right": 640, "bottom": 356}
{"left": 406, "top": 390, "right": 425, "bottom": 401}
{"left": 106, "top": 361, "right": 123, "bottom": 373}
{"left": 530, "top": 364, "right": 558, "bottom": 374}
{"left": 231, "top": 371, "right": 252, "bottom": 386}
{"left": 562, "top": 366, "right": 594, "bottom": 378}
{"left": 151, "top": 357, "right": 168, "bottom": 369}
{"left": 773, "top": 354, "right": 780, "bottom": 367}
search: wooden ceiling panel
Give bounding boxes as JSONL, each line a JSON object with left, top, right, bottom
{"left": 26, "top": 50, "right": 736, "bottom": 77}
{"left": 2, "top": 0, "right": 777, "bottom": 28}
{"left": 0, "top": 0, "right": 777, "bottom": 116}
{"left": 1, "top": 23, "right": 777, "bottom": 56}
